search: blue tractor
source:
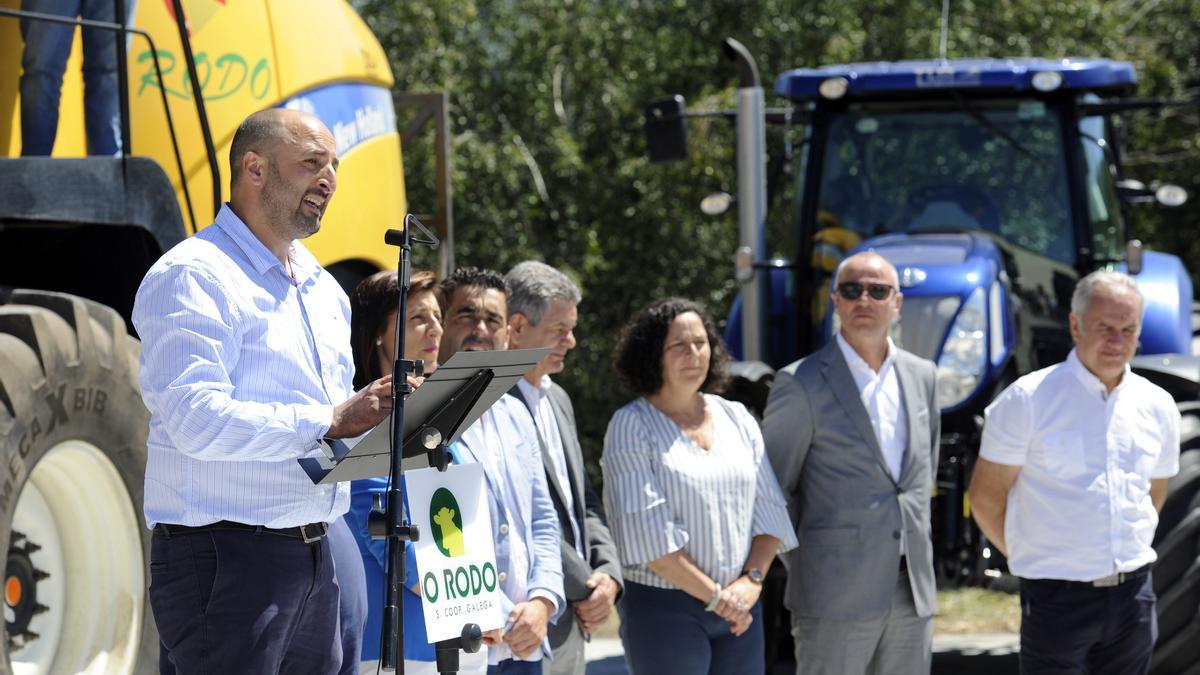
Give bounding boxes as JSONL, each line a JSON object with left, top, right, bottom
{"left": 647, "top": 41, "right": 1200, "bottom": 671}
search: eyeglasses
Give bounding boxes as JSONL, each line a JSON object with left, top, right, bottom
{"left": 836, "top": 282, "right": 897, "bottom": 301}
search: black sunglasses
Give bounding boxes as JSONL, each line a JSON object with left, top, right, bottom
{"left": 836, "top": 282, "right": 897, "bottom": 301}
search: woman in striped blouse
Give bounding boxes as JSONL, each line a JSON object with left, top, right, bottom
{"left": 601, "top": 298, "right": 798, "bottom": 675}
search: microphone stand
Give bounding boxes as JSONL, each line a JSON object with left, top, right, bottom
{"left": 373, "top": 215, "right": 481, "bottom": 674}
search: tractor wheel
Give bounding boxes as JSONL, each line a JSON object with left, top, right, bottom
{"left": 1191, "top": 301, "right": 1200, "bottom": 357}
{"left": 1155, "top": 463, "right": 1200, "bottom": 542}
{"left": 0, "top": 289, "right": 154, "bottom": 675}
{"left": 1151, "top": 398, "right": 1200, "bottom": 674}
{"left": 1153, "top": 510, "right": 1200, "bottom": 598}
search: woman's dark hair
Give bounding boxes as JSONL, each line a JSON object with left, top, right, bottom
{"left": 612, "top": 297, "right": 731, "bottom": 396}
{"left": 349, "top": 270, "right": 438, "bottom": 389}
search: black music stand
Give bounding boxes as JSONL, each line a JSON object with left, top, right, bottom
{"left": 299, "top": 347, "right": 549, "bottom": 673}
{"left": 300, "top": 348, "right": 550, "bottom": 484}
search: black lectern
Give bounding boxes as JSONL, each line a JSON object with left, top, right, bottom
{"left": 299, "top": 347, "right": 550, "bottom": 673}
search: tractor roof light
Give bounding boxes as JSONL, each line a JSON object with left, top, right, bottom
{"left": 1031, "top": 71, "right": 1063, "bottom": 92}
{"left": 819, "top": 76, "right": 849, "bottom": 100}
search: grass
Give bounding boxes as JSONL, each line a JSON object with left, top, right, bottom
{"left": 934, "top": 587, "right": 1021, "bottom": 634}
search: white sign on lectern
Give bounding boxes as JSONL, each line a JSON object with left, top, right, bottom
{"left": 405, "top": 463, "right": 505, "bottom": 641}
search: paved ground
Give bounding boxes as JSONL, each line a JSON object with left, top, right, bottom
{"left": 584, "top": 633, "right": 1020, "bottom": 674}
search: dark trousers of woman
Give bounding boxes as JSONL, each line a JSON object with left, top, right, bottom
{"left": 1018, "top": 570, "right": 1156, "bottom": 675}
{"left": 619, "top": 580, "right": 764, "bottom": 675}
{"left": 150, "top": 528, "right": 342, "bottom": 674}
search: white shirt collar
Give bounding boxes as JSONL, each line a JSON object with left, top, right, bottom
{"left": 1065, "top": 348, "right": 1130, "bottom": 399}
{"left": 516, "top": 374, "right": 552, "bottom": 406}
{"left": 213, "top": 202, "right": 321, "bottom": 284}
{"left": 836, "top": 332, "right": 897, "bottom": 376}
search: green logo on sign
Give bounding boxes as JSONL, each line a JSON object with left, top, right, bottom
{"left": 430, "top": 488, "right": 465, "bottom": 557}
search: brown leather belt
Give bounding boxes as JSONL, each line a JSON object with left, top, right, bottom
{"left": 154, "top": 520, "right": 329, "bottom": 544}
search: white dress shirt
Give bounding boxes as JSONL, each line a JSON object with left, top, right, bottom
{"left": 517, "top": 375, "right": 585, "bottom": 558}
{"left": 602, "top": 395, "right": 798, "bottom": 590}
{"left": 133, "top": 204, "right": 354, "bottom": 528}
{"left": 980, "top": 349, "right": 1180, "bottom": 581}
{"left": 836, "top": 333, "right": 908, "bottom": 483}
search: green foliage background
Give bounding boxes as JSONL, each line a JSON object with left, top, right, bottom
{"left": 353, "top": 0, "right": 1200, "bottom": 479}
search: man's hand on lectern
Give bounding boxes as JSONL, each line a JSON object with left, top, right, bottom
{"left": 328, "top": 375, "right": 393, "bottom": 437}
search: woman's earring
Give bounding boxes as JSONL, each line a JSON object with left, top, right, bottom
{"left": 375, "top": 338, "right": 383, "bottom": 346}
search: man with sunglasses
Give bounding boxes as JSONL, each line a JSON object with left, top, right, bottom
{"left": 764, "top": 251, "right": 940, "bottom": 674}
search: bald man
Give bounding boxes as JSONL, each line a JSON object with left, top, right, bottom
{"left": 763, "top": 252, "right": 940, "bottom": 674}
{"left": 133, "top": 109, "right": 392, "bottom": 674}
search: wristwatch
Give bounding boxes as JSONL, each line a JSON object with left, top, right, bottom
{"left": 742, "top": 567, "right": 764, "bottom": 585}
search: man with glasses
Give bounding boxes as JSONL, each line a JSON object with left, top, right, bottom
{"left": 764, "top": 251, "right": 940, "bottom": 674}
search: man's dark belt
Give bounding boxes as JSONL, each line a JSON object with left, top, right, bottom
{"left": 154, "top": 520, "right": 329, "bottom": 544}
{"left": 1026, "top": 563, "right": 1153, "bottom": 589}
{"left": 1084, "top": 563, "right": 1152, "bottom": 588}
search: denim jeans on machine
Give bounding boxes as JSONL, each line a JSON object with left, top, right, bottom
{"left": 19, "top": 0, "right": 136, "bottom": 156}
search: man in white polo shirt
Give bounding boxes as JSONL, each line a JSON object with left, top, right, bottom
{"left": 969, "top": 270, "right": 1180, "bottom": 675}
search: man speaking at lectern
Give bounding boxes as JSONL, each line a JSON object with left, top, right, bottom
{"left": 133, "top": 108, "right": 394, "bottom": 673}
{"left": 437, "top": 267, "right": 565, "bottom": 675}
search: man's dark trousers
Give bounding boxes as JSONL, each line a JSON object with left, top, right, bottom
{"left": 151, "top": 527, "right": 342, "bottom": 674}
{"left": 1019, "top": 571, "right": 1156, "bottom": 675}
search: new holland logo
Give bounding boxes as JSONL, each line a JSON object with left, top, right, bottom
{"left": 429, "top": 488, "right": 465, "bottom": 558}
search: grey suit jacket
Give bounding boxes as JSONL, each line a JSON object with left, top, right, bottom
{"left": 510, "top": 382, "right": 624, "bottom": 647}
{"left": 763, "top": 340, "right": 940, "bottom": 620}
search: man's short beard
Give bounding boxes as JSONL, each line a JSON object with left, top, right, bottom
{"left": 263, "top": 162, "right": 321, "bottom": 239}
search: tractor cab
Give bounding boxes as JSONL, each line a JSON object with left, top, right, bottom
{"left": 729, "top": 58, "right": 1192, "bottom": 412}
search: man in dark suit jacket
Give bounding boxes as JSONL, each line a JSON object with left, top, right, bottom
{"left": 764, "top": 251, "right": 940, "bottom": 675}
{"left": 505, "top": 261, "right": 623, "bottom": 675}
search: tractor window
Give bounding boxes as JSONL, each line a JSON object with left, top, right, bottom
{"left": 1078, "top": 115, "right": 1125, "bottom": 262}
{"left": 810, "top": 101, "right": 1074, "bottom": 263}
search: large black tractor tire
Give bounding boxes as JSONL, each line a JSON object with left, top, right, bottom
{"left": 1153, "top": 610, "right": 1200, "bottom": 674}
{"left": 0, "top": 289, "right": 155, "bottom": 675}
{"left": 1191, "top": 302, "right": 1200, "bottom": 358}
{"left": 1154, "top": 510, "right": 1200, "bottom": 597}
{"left": 1151, "top": 401, "right": 1200, "bottom": 674}
{"left": 1156, "top": 463, "right": 1200, "bottom": 542}
{"left": 1155, "top": 557, "right": 1200, "bottom": 653}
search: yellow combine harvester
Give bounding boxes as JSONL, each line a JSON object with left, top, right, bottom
{"left": 1, "top": 0, "right": 407, "bottom": 276}
{"left": 0, "top": 2, "right": 428, "bottom": 672}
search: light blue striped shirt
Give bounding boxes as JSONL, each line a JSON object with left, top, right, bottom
{"left": 601, "top": 394, "right": 798, "bottom": 590}
{"left": 133, "top": 204, "right": 354, "bottom": 528}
